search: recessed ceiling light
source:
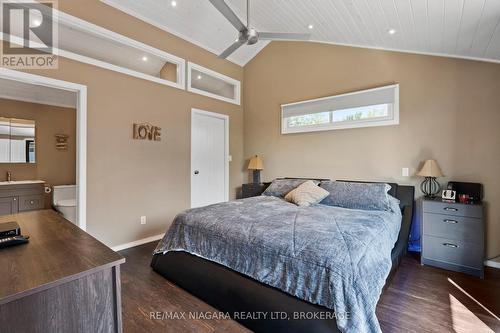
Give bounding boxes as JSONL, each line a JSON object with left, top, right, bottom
{"left": 30, "top": 11, "right": 42, "bottom": 27}
{"left": 171, "top": 0, "right": 177, "bottom": 7}
{"left": 387, "top": 28, "right": 396, "bottom": 35}
{"left": 142, "top": 56, "right": 148, "bottom": 62}
{"left": 196, "top": 74, "right": 202, "bottom": 80}
{"left": 308, "top": 24, "right": 314, "bottom": 30}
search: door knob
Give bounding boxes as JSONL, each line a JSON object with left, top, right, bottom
{"left": 194, "top": 170, "right": 199, "bottom": 175}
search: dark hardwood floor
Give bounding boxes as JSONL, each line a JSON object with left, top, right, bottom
{"left": 120, "top": 242, "right": 500, "bottom": 333}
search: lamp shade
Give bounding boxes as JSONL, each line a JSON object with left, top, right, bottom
{"left": 248, "top": 155, "right": 264, "bottom": 170}
{"left": 417, "top": 159, "right": 443, "bottom": 177}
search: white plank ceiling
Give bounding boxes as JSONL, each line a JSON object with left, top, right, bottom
{"left": 0, "top": 78, "right": 77, "bottom": 108}
{"left": 101, "top": 0, "right": 500, "bottom": 66}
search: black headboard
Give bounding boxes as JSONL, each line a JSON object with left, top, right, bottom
{"left": 282, "top": 177, "right": 331, "bottom": 182}
{"left": 269, "top": 178, "right": 413, "bottom": 207}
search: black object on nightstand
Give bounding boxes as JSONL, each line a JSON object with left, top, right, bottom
{"left": 241, "top": 183, "right": 270, "bottom": 198}
{"left": 421, "top": 197, "right": 484, "bottom": 278}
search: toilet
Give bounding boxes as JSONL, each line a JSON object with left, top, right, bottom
{"left": 52, "top": 185, "right": 77, "bottom": 224}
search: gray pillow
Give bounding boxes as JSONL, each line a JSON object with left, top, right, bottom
{"left": 262, "top": 179, "right": 320, "bottom": 198}
{"left": 319, "top": 181, "right": 392, "bottom": 211}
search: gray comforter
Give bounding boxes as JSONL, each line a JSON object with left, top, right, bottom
{"left": 155, "top": 195, "right": 402, "bottom": 333}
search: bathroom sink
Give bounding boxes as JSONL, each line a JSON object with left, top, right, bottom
{"left": 0, "top": 180, "right": 45, "bottom": 186}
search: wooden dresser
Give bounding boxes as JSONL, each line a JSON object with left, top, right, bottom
{"left": 0, "top": 210, "right": 125, "bottom": 332}
{"left": 421, "top": 198, "right": 484, "bottom": 278}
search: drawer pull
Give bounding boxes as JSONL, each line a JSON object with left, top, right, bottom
{"left": 443, "top": 219, "right": 458, "bottom": 224}
{"left": 30, "top": 200, "right": 34, "bottom": 205}
{"left": 442, "top": 242, "right": 459, "bottom": 248}
{"left": 444, "top": 207, "right": 458, "bottom": 212}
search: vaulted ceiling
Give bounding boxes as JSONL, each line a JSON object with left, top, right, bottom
{"left": 101, "top": 0, "right": 500, "bottom": 66}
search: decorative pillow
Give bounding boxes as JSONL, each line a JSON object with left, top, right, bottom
{"left": 262, "top": 179, "right": 320, "bottom": 198}
{"left": 319, "top": 181, "right": 392, "bottom": 211}
{"left": 284, "top": 180, "right": 330, "bottom": 207}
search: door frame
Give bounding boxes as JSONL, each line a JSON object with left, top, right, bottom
{"left": 0, "top": 68, "right": 87, "bottom": 231}
{"left": 190, "top": 108, "right": 229, "bottom": 208}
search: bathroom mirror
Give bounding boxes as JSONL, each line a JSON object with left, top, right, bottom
{"left": 0, "top": 117, "right": 36, "bottom": 164}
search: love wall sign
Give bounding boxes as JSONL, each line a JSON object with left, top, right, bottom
{"left": 133, "top": 123, "right": 161, "bottom": 141}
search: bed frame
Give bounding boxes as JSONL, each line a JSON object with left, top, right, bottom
{"left": 151, "top": 180, "right": 415, "bottom": 333}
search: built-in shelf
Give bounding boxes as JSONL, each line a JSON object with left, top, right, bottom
{"left": 187, "top": 62, "right": 241, "bottom": 105}
{"left": 1, "top": 4, "right": 185, "bottom": 90}
{"left": 1, "top": 4, "right": 242, "bottom": 106}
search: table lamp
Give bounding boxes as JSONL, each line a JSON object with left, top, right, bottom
{"left": 248, "top": 155, "right": 264, "bottom": 184}
{"left": 417, "top": 159, "right": 444, "bottom": 198}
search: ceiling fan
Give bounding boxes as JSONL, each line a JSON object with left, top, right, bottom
{"left": 209, "top": 0, "right": 311, "bottom": 59}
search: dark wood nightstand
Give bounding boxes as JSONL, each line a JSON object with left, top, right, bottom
{"left": 241, "top": 183, "right": 270, "bottom": 198}
{"left": 421, "top": 197, "right": 484, "bottom": 278}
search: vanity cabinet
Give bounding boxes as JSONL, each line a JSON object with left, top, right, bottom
{"left": 0, "top": 197, "right": 18, "bottom": 216}
{"left": 0, "top": 182, "right": 45, "bottom": 216}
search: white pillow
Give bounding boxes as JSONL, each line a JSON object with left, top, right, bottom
{"left": 285, "top": 180, "right": 330, "bottom": 207}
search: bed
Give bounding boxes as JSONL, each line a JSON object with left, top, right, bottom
{"left": 151, "top": 180, "right": 414, "bottom": 333}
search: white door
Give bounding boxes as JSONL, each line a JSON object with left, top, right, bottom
{"left": 191, "top": 109, "right": 229, "bottom": 208}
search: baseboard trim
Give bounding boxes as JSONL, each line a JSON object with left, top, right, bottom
{"left": 111, "top": 233, "right": 164, "bottom": 252}
{"left": 484, "top": 258, "right": 500, "bottom": 269}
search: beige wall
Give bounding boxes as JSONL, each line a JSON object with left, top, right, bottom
{"left": 0, "top": 99, "right": 76, "bottom": 190}
{"left": 23, "top": 0, "right": 244, "bottom": 247}
{"left": 243, "top": 42, "right": 500, "bottom": 258}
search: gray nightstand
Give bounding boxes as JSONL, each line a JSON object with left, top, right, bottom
{"left": 421, "top": 198, "right": 484, "bottom": 278}
{"left": 241, "top": 183, "right": 270, "bottom": 198}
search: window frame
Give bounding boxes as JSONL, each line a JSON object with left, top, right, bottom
{"left": 187, "top": 62, "right": 241, "bottom": 105}
{"left": 281, "top": 84, "right": 399, "bottom": 134}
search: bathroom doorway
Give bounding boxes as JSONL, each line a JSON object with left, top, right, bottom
{"left": 0, "top": 69, "right": 87, "bottom": 230}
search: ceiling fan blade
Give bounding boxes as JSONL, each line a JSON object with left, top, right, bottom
{"left": 218, "top": 40, "right": 245, "bottom": 59}
{"left": 209, "top": 0, "right": 246, "bottom": 32}
{"left": 259, "top": 32, "right": 311, "bottom": 41}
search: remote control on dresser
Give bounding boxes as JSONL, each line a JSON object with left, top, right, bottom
{"left": 0, "top": 235, "right": 29, "bottom": 249}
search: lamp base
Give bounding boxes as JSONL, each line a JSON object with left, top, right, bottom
{"left": 252, "top": 170, "right": 261, "bottom": 184}
{"left": 420, "top": 177, "right": 441, "bottom": 198}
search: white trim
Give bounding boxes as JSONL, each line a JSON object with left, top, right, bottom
{"left": 485, "top": 256, "right": 500, "bottom": 269}
{"left": 0, "top": 68, "right": 87, "bottom": 231}
{"left": 0, "top": 93, "right": 75, "bottom": 109}
{"left": 111, "top": 233, "right": 164, "bottom": 252}
{"left": 187, "top": 62, "right": 241, "bottom": 105}
{"left": 309, "top": 39, "right": 500, "bottom": 65}
{"left": 281, "top": 84, "right": 399, "bottom": 134}
{"left": 76, "top": 85, "right": 87, "bottom": 232}
{"left": 99, "top": 0, "right": 246, "bottom": 67}
{"left": 57, "top": 48, "right": 185, "bottom": 90}
{"left": 190, "top": 108, "right": 230, "bottom": 208}
{"left": 1, "top": 6, "right": 186, "bottom": 90}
